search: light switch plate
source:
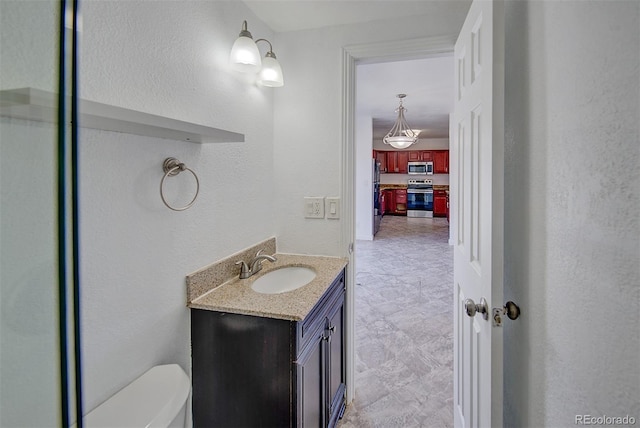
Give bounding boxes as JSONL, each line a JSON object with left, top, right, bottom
{"left": 304, "top": 197, "right": 325, "bottom": 219}
{"left": 325, "top": 197, "right": 340, "bottom": 219}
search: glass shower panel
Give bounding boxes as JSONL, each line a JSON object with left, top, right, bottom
{"left": 0, "top": 1, "right": 67, "bottom": 425}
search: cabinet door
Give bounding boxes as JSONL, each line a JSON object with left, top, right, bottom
{"left": 326, "top": 295, "right": 346, "bottom": 428}
{"left": 433, "top": 150, "right": 449, "bottom": 174}
{"left": 386, "top": 152, "right": 398, "bottom": 173}
{"left": 397, "top": 152, "right": 409, "bottom": 173}
{"left": 420, "top": 150, "right": 433, "bottom": 161}
{"left": 384, "top": 190, "right": 395, "bottom": 214}
{"left": 434, "top": 196, "right": 447, "bottom": 216}
{"left": 297, "top": 327, "right": 325, "bottom": 428}
{"left": 395, "top": 189, "right": 407, "bottom": 214}
{"left": 408, "top": 151, "right": 421, "bottom": 161}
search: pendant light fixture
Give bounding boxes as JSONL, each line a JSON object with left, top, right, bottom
{"left": 229, "top": 21, "right": 284, "bottom": 87}
{"left": 383, "top": 94, "right": 419, "bottom": 149}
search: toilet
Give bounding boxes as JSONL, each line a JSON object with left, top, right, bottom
{"left": 76, "top": 364, "right": 190, "bottom": 428}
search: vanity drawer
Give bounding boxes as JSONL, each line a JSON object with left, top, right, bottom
{"left": 297, "top": 270, "right": 345, "bottom": 355}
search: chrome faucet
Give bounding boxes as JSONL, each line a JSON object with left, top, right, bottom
{"left": 236, "top": 250, "right": 277, "bottom": 279}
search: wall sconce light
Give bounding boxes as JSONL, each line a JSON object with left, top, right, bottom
{"left": 230, "top": 21, "right": 284, "bottom": 88}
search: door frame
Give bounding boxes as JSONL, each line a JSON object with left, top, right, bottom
{"left": 340, "top": 34, "right": 458, "bottom": 403}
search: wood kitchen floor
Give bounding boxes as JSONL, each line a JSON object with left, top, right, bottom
{"left": 338, "top": 215, "right": 453, "bottom": 428}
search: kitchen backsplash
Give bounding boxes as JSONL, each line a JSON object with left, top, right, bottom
{"left": 380, "top": 174, "right": 450, "bottom": 186}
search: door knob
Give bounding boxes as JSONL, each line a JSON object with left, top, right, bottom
{"left": 464, "top": 297, "right": 488, "bottom": 320}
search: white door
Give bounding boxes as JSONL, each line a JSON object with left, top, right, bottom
{"left": 452, "top": 0, "right": 505, "bottom": 427}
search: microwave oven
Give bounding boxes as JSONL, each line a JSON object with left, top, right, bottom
{"left": 408, "top": 161, "right": 433, "bottom": 175}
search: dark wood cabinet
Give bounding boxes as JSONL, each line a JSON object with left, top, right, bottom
{"left": 381, "top": 189, "right": 409, "bottom": 215}
{"left": 433, "top": 150, "right": 449, "bottom": 174}
{"left": 408, "top": 151, "right": 421, "bottom": 161}
{"left": 377, "top": 150, "right": 447, "bottom": 174}
{"left": 420, "top": 150, "right": 433, "bottom": 161}
{"left": 434, "top": 189, "right": 448, "bottom": 217}
{"left": 397, "top": 152, "right": 409, "bottom": 174}
{"left": 191, "top": 270, "right": 346, "bottom": 428}
{"left": 395, "top": 189, "right": 407, "bottom": 215}
{"left": 384, "top": 151, "right": 409, "bottom": 173}
{"left": 386, "top": 151, "right": 399, "bottom": 173}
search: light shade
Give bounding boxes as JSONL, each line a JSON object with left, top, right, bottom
{"left": 229, "top": 21, "right": 261, "bottom": 73}
{"left": 384, "top": 136, "right": 416, "bottom": 149}
{"left": 258, "top": 53, "right": 284, "bottom": 87}
{"left": 383, "top": 94, "right": 418, "bottom": 149}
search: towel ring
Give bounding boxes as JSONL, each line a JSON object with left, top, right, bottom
{"left": 160, "top": 157, "right": 200, "bottom": 211}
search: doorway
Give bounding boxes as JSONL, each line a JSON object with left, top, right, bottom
{"left": 343, "top": 41, "right": 455, "bottom": 426}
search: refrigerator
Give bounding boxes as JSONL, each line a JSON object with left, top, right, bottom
{"left": 373, "top": 160, "right": 381, "bottom": 235}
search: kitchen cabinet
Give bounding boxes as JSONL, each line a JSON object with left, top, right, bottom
{"left": 378, "top": 150, "right": 447, "bottom": 174}
{"left": 395, "top": 189, "right": 407, "bottom": 215}
{"left": 191, "top": 269, "right": 346, "bottom": 428}
{"left": 408, "top": 151, "right": 421, "bottom": 161}
{"left": 383, "top": 151, "right": 409, "bottom": 174}
{"left": 433, "top": 150, "right": 449, "bottom": 174}
{"left": 386, "top": 152, "right": 399, "bottom": 173}
{"left": 420, "top": 150, "right": 433, "bottom": 161}
{"left": 397, "top": 152, "right": 409, "bottom": 173}
{"left": 383, "top": 190, "right": 395, "bottom": 215}
{"left": 434, "top": 190, "right": 448, "bottom": 217}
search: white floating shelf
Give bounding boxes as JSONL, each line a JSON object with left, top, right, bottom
{"left": 0, "top": 87, "right": 244, "bottom": 144}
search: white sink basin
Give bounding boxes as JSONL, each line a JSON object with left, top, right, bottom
{"left": 251, "top": 266, "right": 316, "bottom": 294}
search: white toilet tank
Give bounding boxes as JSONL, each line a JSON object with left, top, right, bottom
{"left": 78, "top": 364, "right": 190, "bottom": 428}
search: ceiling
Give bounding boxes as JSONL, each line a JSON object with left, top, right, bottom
{"left": 243, "top": 0, "right": 467, "bottom": 33}
{"left": 358, "top": 55, "right": 454, "bottom": 140}
{"left": 243, "top": 0, "right": 464, "bottom": 140}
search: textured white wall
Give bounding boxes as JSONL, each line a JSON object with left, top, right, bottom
{"left": 503, "top": 1, "right": 640, "bottom": 426}
{"left": 78, "top": 0, "right": 276, "bottom": 418}
{"left": 271, "top": 5, "right": 470, "bottom": 255}
{"left": 355, "top": 114, "right": 374, "bottom": 240}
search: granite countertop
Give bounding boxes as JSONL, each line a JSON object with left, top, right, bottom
{"left": 188, "top": 253, "right": 348, "bottom": 321}
{"left": 433, "top": 185, "right": 450, "bottom": 191}
{"left": 380, "top": 184, "right": 407, "bottom": 189}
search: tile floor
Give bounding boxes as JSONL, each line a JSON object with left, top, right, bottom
{"left": 338, "top": 215, "right": 454, "bottom": 428}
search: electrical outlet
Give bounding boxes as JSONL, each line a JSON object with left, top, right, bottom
{"left": 304, "top": 197, "right": 325, "bottom": 219}
{"left": 325, "top": 197, "right": 340, "bottom": 219}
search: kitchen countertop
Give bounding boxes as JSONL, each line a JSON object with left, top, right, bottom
{"left": 188, "top": 253, "right": 348, "bottom": 321}
{"left": 380, "top": 184, "right": 407, "bottom": 189}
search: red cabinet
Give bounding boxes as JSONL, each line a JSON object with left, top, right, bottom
{"left": 397, "top": 152, "right": 409, "bottom": 174}
{"left": 376, "top": 150, "right": 447, "bottom": 174}
{"left": 381, "top": 188, "right": 407, "bottom": 215}
{"left": 408, "top": 151, "right": 421, "bottom": 161}
{"left": 420, "top": 151, "right": 433, "bottom": 161}
{"left": 385, "top": 152, "right": 408, "bottom": 173}
{"left": 433, "top": 150, "right": 449, "bottom": 174}
{"left": 394, "top": 189, "right": 407, "bottom": 215}
{"left": 433, "top": 189, "right": 448, "bottom": 217}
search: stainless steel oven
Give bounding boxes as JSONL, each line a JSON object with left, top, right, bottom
{"left": 407, "top": 179, "right": 433, "bottom": 218}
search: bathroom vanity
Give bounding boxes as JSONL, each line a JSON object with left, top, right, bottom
{"left": 188, "top": 247, "right": 347, "bottom": 428}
